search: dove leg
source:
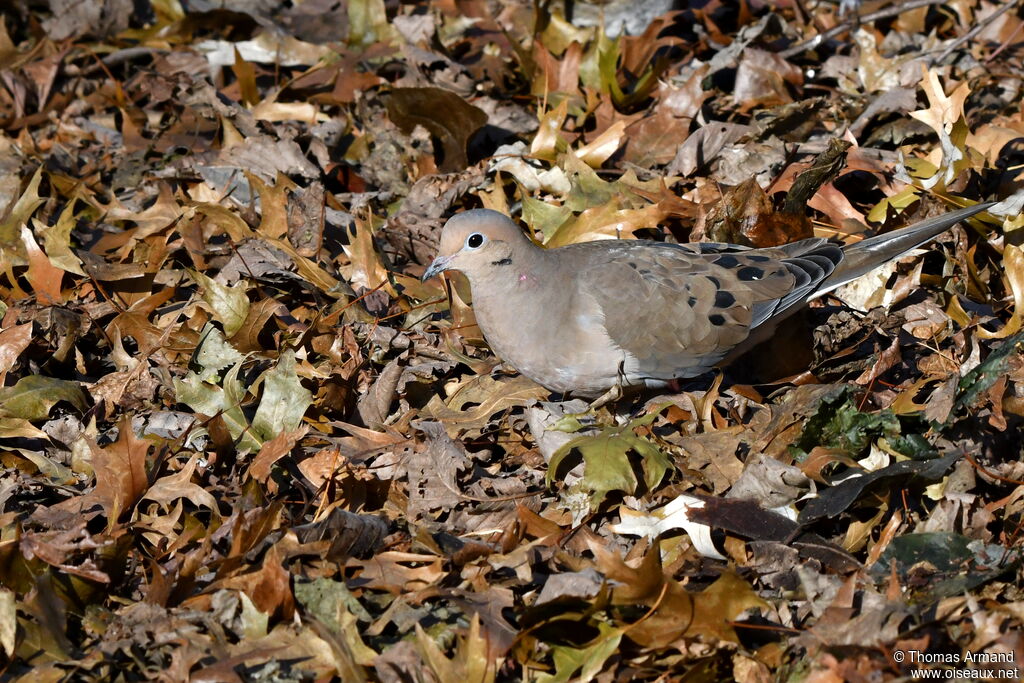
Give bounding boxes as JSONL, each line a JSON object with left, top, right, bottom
{"left": 585, "top": 358, "right": 632, "bottom": 411}
{"left": 587, "top": 383, "right": 623, "bottom": 411}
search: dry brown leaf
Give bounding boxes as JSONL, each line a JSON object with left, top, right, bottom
{"left": 88, "top": 416, "right": 150, "bottom": 523}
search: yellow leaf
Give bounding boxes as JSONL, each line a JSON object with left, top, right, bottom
{"left": 423, "top": 374, "right": 548, "bottom": 437}
{"left": 36, "top": 204, "right": 85, "bottom": 276}
{"left": 233, "top": 47, "right": 259, "bottom": 106}
{"left": 192, "top": 269, "right": 250, "bottom": 337}
{"left": 193, "top": 203, "right": 255, "bottom": 241}
{"left": 415, "top": 613, "right": 495, "bottom": 683}
{"left": 339, "top": 214, "right": 391, "bottom": 295}
{"left": 546, "top": 201, "right": 667, "bottom": 248}
{"left": 347, "top": 0, "right": 398, "bottom": 47}
{"left": 575, "top": 120, "right": 625, "bottom": 168}
{"left": 0, "top": 166, "right": 44, "bottom": 256}
{"left": 867, "top": 187, "right": 921, "bottom": 223}
{"left": 979, "top": 243, "right": 1024, "bottom": 339}
{"left": 530, "top": 98, "right": 569, "bottom": 161}
{"left": 270, "top": 236, "right": 341, "bottom": 295}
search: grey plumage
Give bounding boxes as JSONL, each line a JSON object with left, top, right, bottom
{"left": 422, "top": 202, "right": 993, "bottom": 397}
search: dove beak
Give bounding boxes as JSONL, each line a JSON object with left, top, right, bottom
{"left": 421, "top": 255, "right": 453, "bottom": 282}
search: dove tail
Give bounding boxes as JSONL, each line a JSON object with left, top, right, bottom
{"left": 729, "top": 201, "right": 995, "bottom": 362}
{"left": 817, "top": 201, "right": 995, "bottom": 296}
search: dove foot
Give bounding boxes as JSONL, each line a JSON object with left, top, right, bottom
{"left": 587, "top": 383, "right": 624, "bottom": 411}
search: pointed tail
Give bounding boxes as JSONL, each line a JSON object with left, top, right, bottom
{"left": 819, "top": 201, "right": 995, "bottom": 295}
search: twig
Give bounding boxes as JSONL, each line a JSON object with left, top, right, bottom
{"left": 986, "top": 9, "right": 1024, "bottom": 62}
{"left": 962, "top": 451, "right": 1024, "bottom": 486}
{"left": 780, "top": 0, "right": 954, "bottom": 59}
{"left": 65, "top": 46, "right": 170, "bottom": 76}
{"left": 930, "top": 0, "right": 1020, "bottom": 65}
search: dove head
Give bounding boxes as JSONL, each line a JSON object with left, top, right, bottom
{"left": 421, "top": 209, "right": 535, "bottom": 282}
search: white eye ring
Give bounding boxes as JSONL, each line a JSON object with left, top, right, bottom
{"left": 465, "top": 232, "right": 486, "bottom": 250}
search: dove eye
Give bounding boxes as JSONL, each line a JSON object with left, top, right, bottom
{"left": 465, "top": 233, "right": 486, "bottom": 249}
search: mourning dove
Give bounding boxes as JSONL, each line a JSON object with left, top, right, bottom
{"left": 422, "top": 203, "right": 992, "bottom": 401}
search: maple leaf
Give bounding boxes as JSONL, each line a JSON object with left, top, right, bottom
{"left": 548, "top": 413, "right": 671, "bottom": 506}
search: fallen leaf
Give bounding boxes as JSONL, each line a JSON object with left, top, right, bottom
{"left": 0, "top": 375, "right": 86, "bottom": 421}
{"left": 90, "top": 416, "right": 151, "bottom": 523}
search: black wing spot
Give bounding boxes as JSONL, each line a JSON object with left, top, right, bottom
{"left": 709, "top": 314, "right": 726, "bottom": 326}
{"left": 639, "top": 268, "right": 651, "bottom": 275}
{"left": 687, "top": 296, "right": 697, "bottom": 306}
{"left": 747, "top": 254, "right": 771, "bottom": 262}
{"left": 715, "top": 255, "right": 739, "bottom": 268}
{"left": 715, "top": 291, "right": 735, "bottom": 308}
{"left": 738, "top": 266, "right": 764, "bottom": 281}
{"left": 707, "top": 276, "right": 720, "bottom": 287}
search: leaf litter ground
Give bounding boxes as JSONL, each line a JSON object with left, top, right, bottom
{"left": 0, "top": 0, "right": 1023, "bottom": 680}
